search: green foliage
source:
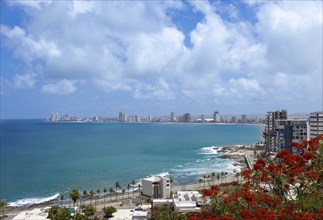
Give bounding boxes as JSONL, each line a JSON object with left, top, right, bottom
{"left": 152, "top": 204, "right": 188, "bottom": 220}
{"left": 47, "top": 206, "right": 70, "bottom": 220}
{"left": 82, "top": 204, "right": 96, "bottom": 218}
{"left": 0, "top": 200, "right": 7, "bottom": 217}
{"left": 69, "top": 189, "right": 80, "bottom": 207}
{"left": 102, "top": 206, "right": 117, "bottom": 217}
{"left": 74, "top": 212, "right": 86, "bottom": 220}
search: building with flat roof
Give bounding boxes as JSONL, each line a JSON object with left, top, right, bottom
{"left": 213, "top": 111, "right": 220, "bottom": 123}
{"left": 119, "top": 112, "right": 127, "bottom": 122}
{"left": 275, "top": 119, "right": 309, "bottom": 154}
{"left": 141, "top": 176, "right": 170, "bottom": 199}
{"left": 13, "top": 208, "right": 49, "bottom": 220}
{"left": 264, "top": 110, "right": 287, "bottom": 152}
{"left": 309, "top": 112, "right": 323, "bottom": 138}
{"left": 173, "top": 191, "right": 204, "bottom": 213}
{"left": 170, "top": 112, "right": 175, "bottom": 122}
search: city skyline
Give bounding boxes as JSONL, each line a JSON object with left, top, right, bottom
{"left": 1, "top": 0, "right": 322, "bottom": 119}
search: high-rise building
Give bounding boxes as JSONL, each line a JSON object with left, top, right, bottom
{"left": 147, "top": 115, "right": 152, "bottom": 122}
{"left": 275, "top": 119, "right": 309, "bottom": 154}
{"left": 213, "top": 111, "right": 220, "bottom": 123}
{"left": 263, "top": 110, "right": 287, "bottom": 152}
{"left": 171, "top": 112, "right": 175, "bottom": 122}
{"left": 182, "top": 113, "right": 191, "bottom": 123}
{"left": 231, "top": 116, "right": 237, "bottom": 123}
{"left": 49, "top": 113, "right": 59, "bottom": 122}
{"left": 135, "top": 114, "right": 140, "bottom": 122}
{"left": 309, "top": 112, "right": 323, "bottom": 138}
{"left": 241, "top": 115, "right": 247, "bottom": 123}
{"left": 201, "top": 114, "right": 205, "bottom": 123}
{"left": 119, "top": 112, "right": 127, "bottom": 122}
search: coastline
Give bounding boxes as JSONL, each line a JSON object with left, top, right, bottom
{"left": 2, "top": 144, "right": 259, "bottom": 219}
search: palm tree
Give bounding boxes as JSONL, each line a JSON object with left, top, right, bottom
{"left": 70, "top": 189, "right": 80, "bottom": 207}
{"left": 109, "top": 188, "right": 115, "bottom": 202}
{"left": 211, "top": 172, "right": 216, "bottom": 185}
{"left": 131, "top": 179, "right": 136, "bottom": 197}
{"left": 224, "top": 172, "right": 228, "bottom": 182}
{"left": 89, "top": 190, "right": 95, "bottom": 205}
{"left": 96, "top": 189, "right": 101, "bottom": 204}
{"left": 115, "top": 182, "right": 121, "bottom": 205}
{"left": 217, "top": 173, "right": 220, "bottom": 183}
{"left": 170, "top": 178, "right": 174, "bottom": 194}
{"left": 207, "top": 175, "right": 211, "bottom": 186}
{"left": 138, "top": 184, "right": 141, "bottom": 196}
{"left": 127, "top": 184, "right": 131, "bottom": 198}
{"left": 122, "top": 189, "right": 126, "bottom": 200}
{"left": 221, "top": 172, "right": 225, "bottom": 183}
{"left": 83, "top": 190, "right": 88, "bottom": 206}
{"left": 103, "top": 188, "right": 108, "bottom": 203}
{"left": 60, "top": 194, "right": 64, "bottom": 206}
{"left": 0, "top": 200, "right": 7, "bottom": 218}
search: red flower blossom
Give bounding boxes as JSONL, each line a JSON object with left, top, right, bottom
{"left": 302, "top": 152, "right": 314, "bottom": 160}
{"left": 240, "top": 209, "right": 252, "bottom": 218}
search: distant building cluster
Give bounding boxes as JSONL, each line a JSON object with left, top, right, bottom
{"left": 263, "top": 110, "right": 323, "bottom": 154}
{"left": 49, "top": 111, "right": 264, "bottom": 124}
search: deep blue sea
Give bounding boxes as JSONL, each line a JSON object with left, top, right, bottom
{"left": 0, "top": 119, "right": 263, "bottom": 206}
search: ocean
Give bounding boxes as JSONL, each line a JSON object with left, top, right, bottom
{"left": 0, "top": 119, "right": 263, "bottom": 206}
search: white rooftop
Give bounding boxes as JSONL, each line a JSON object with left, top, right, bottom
{"left": 109, "top": 205, "right": 151, "bottom": 220}
{"left": 173, "top": 191, "right": 201, "bottom": 207}
{"left": 13, "top": 208, "right": 49, "bottom": 220}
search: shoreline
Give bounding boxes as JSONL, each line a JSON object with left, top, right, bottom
{"left": 2, "top": 145, "right": 259, "bottom": 219}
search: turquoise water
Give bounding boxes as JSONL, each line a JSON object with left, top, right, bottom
{"left": 0, "top": 119, "right": 263, "bottom": 205}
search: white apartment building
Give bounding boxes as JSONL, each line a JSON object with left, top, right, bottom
{"left": 173, "top": 191, "right": 204, "bottom": 213}
{"left": 309, "top": 112, "right": 323, "bottom": 139}
{"left": 141, "top": 176, "right": 171, "bottom": 199}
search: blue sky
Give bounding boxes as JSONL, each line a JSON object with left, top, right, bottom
{"left": 1, "top": 0, "right": 322, "bottom": 119}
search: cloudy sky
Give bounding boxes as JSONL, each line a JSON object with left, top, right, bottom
{"left": 1, "top": 0, "right": 322, "bottom": 119}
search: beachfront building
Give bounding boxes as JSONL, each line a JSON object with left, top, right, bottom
{"left": 241, "top": 114, "right": 247, "bottom": 123}
{"left": 263, "top": 110, "right": 288, "bottom": 152}
{"left": 213, "top": 111, "right": 220, "bottom": 123}
{"left": 119, "top": 112, "right": 127, "bottom": 122}
{"left": 141, "top": 176, "right": 171, "bottom": 199}
{"left": 170, "top": 112, "right": 175, "bottom": 122}
{"left": 173, "top": 191, "right": 204, "bottom": 213}
{"left": 275, "top": 119, "right": 309, "bottom": 154}
{"left": 181, "top": 113, "right": 191, "bottom": 123}
{"left": 309, "top": 112, "right": 323, "bottom": 138}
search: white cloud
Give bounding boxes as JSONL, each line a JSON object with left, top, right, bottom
{"left": 41, "top": 80, "right": 76, "bottom": 95}
{"left": 1, "top": 0, "right": 322, "bottom": 111}
{"left": 133, "top": 79, "right": 175, "bottom": 100}
{"left": 69, "top": 0, "right": 96, "bottom": 18}
{"left": 1, "top": 25, "right": 60, "bottom": 62}
{"left": 6, "top": 0, "right": 52, "bottom": 9}
{"left": 11, "top": 73, "right": 36, "bottom": 89}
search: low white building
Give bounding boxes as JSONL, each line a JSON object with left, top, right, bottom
{"left": 110, "top": 205, "right": 151, "bottom": 220}
{"left": 173, "top": 191, "right": 203, "bottom": 213}
{"left": 141, "top": 176, "right": 171, "bottom": 199}
{"left": 13, "top": 208, "right": 49, "bottom": 220}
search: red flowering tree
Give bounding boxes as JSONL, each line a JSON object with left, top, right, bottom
{"left": 189, "top": 136, "right": 323, "bottom": 220}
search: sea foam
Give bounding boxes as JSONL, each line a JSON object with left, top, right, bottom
{"left": 198, "top": 146, "right": 223, "bottom": 155}
{"left": 8, "top": 193, "right": 59, "bottom": 208}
